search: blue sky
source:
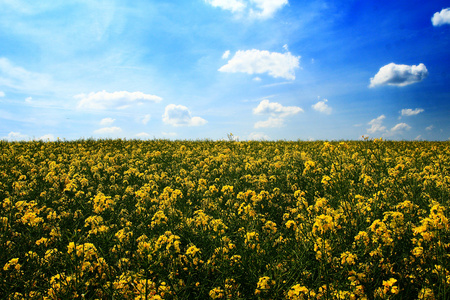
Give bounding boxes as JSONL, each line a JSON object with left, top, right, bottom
{"left": 1, "top": 0, "right": 449, "bottom": 141}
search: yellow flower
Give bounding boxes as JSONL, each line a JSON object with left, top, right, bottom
{"left": 3, "top": 258, "right": 20, "bottom": 271}
{"left": 209, "top": 287, "right": 224, "bottom": 299}
{"left": 340, "top": 251, "right": 357, "bottom": 265}
{"left": 186, "top": 245, "right": 201, "bottom": 257}
{"left": 255, "top": 276, "right": 275, "bottom": 295}
{"left": 287, "top": 284, "right": 309, "bottom": 299}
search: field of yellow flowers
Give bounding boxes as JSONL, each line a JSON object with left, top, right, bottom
{"left": 1, "top": 139, "right": 449, "bottom": 299}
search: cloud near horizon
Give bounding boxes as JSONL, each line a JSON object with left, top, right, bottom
{"left": 76, "top": 90, "right": 162, "bottom": 110}
{"left": 162, "top": 104, "right": 207, "bottom": 127}
{"left": 219, "top": 49, "right": 300, "bottom": 80}
{"left": 93, "top": 127, "right": 122, "bottom": 134}
{"left": 369, "top": 63, "right": 428, "bottom": 87}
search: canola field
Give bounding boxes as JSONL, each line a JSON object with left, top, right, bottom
{"left": 1, "top": 139, "right": 449, "bottom": 299}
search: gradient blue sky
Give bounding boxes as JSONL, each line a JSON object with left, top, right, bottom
{"left": 1, "top": 0, "right": 449, "bottom": 141}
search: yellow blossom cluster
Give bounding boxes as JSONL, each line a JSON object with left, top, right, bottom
{"left": 0, "top": 139, "right": 449, "bottom": 299}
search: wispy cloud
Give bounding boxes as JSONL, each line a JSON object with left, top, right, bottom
{"left": 400, "top": 108, "right": 424, "bottom": 117}
{"left": 254, "top": 117, "right": 284, "bottom": 128}
{"left": 390, "top": 122, "right": 411, "bottom": 132}
{"left": 219, "top": 49, "right": 300, "bottom": 80}
{"left": 141, "top": 114, "right": 151, "bottom": 125}
{"left": 248, "top": 132, "right": 270, "bottom": 140}
{"left": 367, "top": 115, "right": 386, "bottom": 133}
{"left": 205, "top": 0, "right": 288, "bottom": 19}
{"left": 76, "top": 90, "right": 162, "bottom": 110}
{"left": 100, "top": 118, "right": 115, "bottom": 126}
{"left": 0, "top": 57, "right": 52, "bottom": 92}
{"left": 432, "top": 8, "right": 450, "bottom": 26}
{"left": 94, "top": 126, "right": 122, "bottom": 134}
{"left": 136, "top": 132, "right": 151, "bottom": 138}
{"left": 162, "top": 104, "right": 207, "bottom": 127}
{"left": 369, "top": 63, "right": 428, "bottom": 87}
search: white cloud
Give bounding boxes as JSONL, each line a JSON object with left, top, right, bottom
{"left": 391, "top": 123, "right": 411, "bottom": 132}
{"left": 100, "top": 118, "right": 115, "bottom": 125}
{"left": 25, "top": 97, "right": 33, "bottom": 103}
{"left": 426, "top": 125, "right": 434, "bottom": 131}
{"left": 0, "top": 57, "right": 52, "bottom": 92}
{"left": 253, "top": 99, "right": 303, "bottom": 117}
{"left": 400, "top": 108, "right": 424, "bottom": 117}
{"left": 248, "top": 132, "right": 270, "bottom": 140}
{"left": 0, "top": 91, "right": 5, "bottom": 97}
{"left": 94, "top": 127, "right": 122, "bottom": 134}
{"left": 219, "top": 49, "right": 300, "bottom": 80}
{"left": 136, "top": 132, "right": 151, "bottom": 138}
{"left": 249, "top": 0, "right": 289, "bottom": 19}
{"left": 432, "top": 8, "right": 450, "bottom": 26}
{"left": 141, "top": 114, "right": 151, "bottom": 125}
{"left": 76, "top": 90, "right": 162, "bottom": 110}
{"left": 253, "top": 77, "right": 262, "bottom": 81}
{"left": 162, "top": 104, "right": 207, "bottom": 127}
{"left": 369, "top": 63, "right": 428, "bottom": 87}
{"left": 39, "top": 134, "right": 55, "bottom": 141}
{"left": 5, "top": 131, "right": 28, "bottom": 141}
{"left": 254, "top": 117, "right": 284, "bottom": 128}
{"left": 162, "top": 132, "right": 177, "bottom": 137}
{"left": 205, "top": 0, "right": 287, "bottom": 18}
{"left": 312, "top": 99, "right": 332, "bottom": 114}
{"left": 205, "top": 0, "right": 246, "bottom": 13}
{"left": 222, "top": 50, "right": 231, "bottom": 59}
{"left": 367, "top": 115, "right": 386, "bottom": 133}
{"left": 253, "top": 99, "right": 302, "bottom": 128}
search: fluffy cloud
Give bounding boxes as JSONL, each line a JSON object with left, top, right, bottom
{"left": 253, "top": 99, "right": 303, "bottom": 117}
{"left": 367, "top": 115, "right": 386, "bottom": 133}
{"left": 426, "top": 125, "right": 434, "bottom": 131}
{"left": 0, "top": 57, "right": 51, "bottom": 92}
{"left": 4, "top": 131, "right": 28, "bottom": 141}
{"left": 76, "top": 90, "right": 162, "bottom": 110}
{"left": 391, "top": 123, "right": 411, "bottom": 132}
{"left": 400, "top": 108, "right": 424, "bottom": 117}
{"left": 94, "top": 127, "right": 122, "bottom": 134}
{"left": 369, "top": 63, "right": 428, "bottom": 87}
{"left": 254, "top": 117, "right": 284, "bottom": 128}
{"left": 219, "top": 49, "right": 300, "bottom": 80}
{"left": 100, "top": 118, "right": 115, "bottom": 125}
{"left": 432, "top": 8, "right": 450, "bottom": 26}
{"left": 248, "top": 132, "right": 270, "bottom": 140}
{"left": 162, "top": 104, "right": 207, "bottom": 127}
{"left": 39, "top": 134, "right": 55, "bottom": 141}
{"left": 253, "top": 99, "right": 302, "bottom": 128}
{"left": 312, "top": 99, "right": 332, "bottom": 114}
{"left": 205, "top": 0, "right": 287, "bottom": 18}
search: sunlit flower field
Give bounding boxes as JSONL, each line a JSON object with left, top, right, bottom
{"left": 1, "top": 139, "right": 449, "bottom": 299}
